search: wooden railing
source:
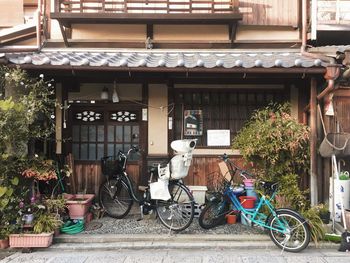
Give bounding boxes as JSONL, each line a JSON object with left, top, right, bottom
{"left": 55, "top": 0, "right": 239, "bottom": 14}
{"left": 317, "top": 0, "right": 350, "bottom": 25}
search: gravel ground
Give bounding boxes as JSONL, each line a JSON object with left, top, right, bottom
{"left": 81, "top": 205, "right": 265, "bottom": 235}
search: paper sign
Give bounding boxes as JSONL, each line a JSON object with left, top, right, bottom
{"left": 207, "top": 130, "right": 231, "bottom": 146}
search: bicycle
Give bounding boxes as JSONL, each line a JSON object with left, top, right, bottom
{"left": 98, "top": 140, "right": 196, "bottom": 231}
{"left": 199, "top": 154, "right": 311, "bottom": 253}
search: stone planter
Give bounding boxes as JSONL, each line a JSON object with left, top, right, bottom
{"left": 9, "top": 233, "right": 53, "bottom": 248}
{"left": 63, "top": 194, "right": 95, "bottom": 219}
{"left": 0, "top": 238, "right": 9, "bottom": 249}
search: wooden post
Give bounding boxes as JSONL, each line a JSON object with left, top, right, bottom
{"left": 55, "top": 83, "right": 63, "bottom": 155}
{"left": 310, "top": 77, "right": 318, "bottom": 206}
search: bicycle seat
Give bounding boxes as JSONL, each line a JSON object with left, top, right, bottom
{"left": 259, "top": 181, "right": 278, "bottom": 193}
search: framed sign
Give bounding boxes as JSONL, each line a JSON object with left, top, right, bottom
{"left": 184, "top": 110, "right": 203, "bottom": 136}
{"left": 207, "top": 130, "right": 231, "bottom": 146}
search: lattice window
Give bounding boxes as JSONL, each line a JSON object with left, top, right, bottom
{"left": 174, "top": 89, "right": 287, "bottom": 147}
{"left": 110, "top": 111, "right": 137, "bottom": 122}
{"left": 76, "top": 111, "right": 103, "bottom": 122}
{"left": 72, "top": 109, "right": 140, "bottom": 161}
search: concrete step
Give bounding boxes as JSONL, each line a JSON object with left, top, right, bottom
{"left": 54, "top": 233, "right": 270, "bottom": 243}
{"left": 50, "top": 234, "right": 339, "bottom": 251}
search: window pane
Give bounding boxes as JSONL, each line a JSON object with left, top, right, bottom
{"left": 72, "top": 143, "right": 80, "bottom": 159}
{"left": 132, "top": 126, "right": 139, "bottom": 143}
{"left": 129, "top": 148, "right": 140, "bottom": 161}
{"left": 174, "top": 89, "right": 286, "bottom": 147}
{"left": 81, "top": 125, "right": 88, "bottom": 142}
{"left": 89, "top": 126, "right": 96, "bottom": 142}
{"left": 97, "top": 125, "right": 104, "bottom": 142}
{"left": 107, "top": 144, "right": 114, "bottom": 157}
{"left": 115, "top": 144, "right": 123, "bottom": 154}
{"left": 89, "top": 144, "right": 96, "bottom": 160}
{"left": 123, "top": 144, "right": 131, "bottom": 153}
{"left": 108, "top": 125, "right": 114, "bottom": 142}
{"left": 72, "top": 126, "right": 80, "bottom": 142}
{"left": 80, "top": 144, "right": 88, "bottom": 160}
{"left": 97, "top": 143, "right": 104, "bottom": 160}
{"left": 124, "top": 126, "right": 131, "bottom": 142}
{"left": 116, "top": 126, "right": 123, "bottom": 142}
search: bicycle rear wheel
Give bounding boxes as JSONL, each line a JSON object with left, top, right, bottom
{"left": 155, "top": 181, "right": 194, "bottom": 231}
{"left": 267, "top": 209, "right": 310, "bottom": 253}
{"left": 99, "top": 177, "right": 133, "bottom": 219}
{"left": 198, "top": 198, "right": 230, "bottom": 229}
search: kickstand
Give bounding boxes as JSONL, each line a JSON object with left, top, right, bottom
{"left": 168, "top": 227, "right": 172, "bottom": 236}
{"left": 137, "top": 205, "right": 144, "bottom": 221}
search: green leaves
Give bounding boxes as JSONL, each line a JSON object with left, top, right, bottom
{"left": 0, "top": 186, "right": 14, "bottom": 198}
{"left": 0, "top": 99, "right": 15, "bottom": 111}
{"left": 11, "top": 177, "right": 19, "bottom": 186}
{"left": 232, "top": 102, "right": 310, "bottom": 210}
{"left": 0, "top": 66, "right": 55, "bottom": 155}
{"left": 0, "top": 186, "right": 6, "bottom": 197}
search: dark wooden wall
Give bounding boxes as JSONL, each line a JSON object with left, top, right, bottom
{"left": 68, "top": 162, "right": 140, "bottom": 195}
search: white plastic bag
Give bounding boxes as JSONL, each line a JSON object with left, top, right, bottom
{"left": 150, "top": 179, "right": 171, "bottom": 201}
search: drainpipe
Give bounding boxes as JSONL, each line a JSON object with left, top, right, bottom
{"left": 36, "top": 0, "right": 42, "bottom": 51}
{"left": 301, "top": 0, "right": 340, "bottom": 101}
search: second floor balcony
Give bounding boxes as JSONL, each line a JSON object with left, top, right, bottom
{"left": 52, "top": 0, "right": 303, "bottom": 28}
{"left": 53, "top": 0, "right": 242, "bottom": 26}
{"left": 54, "top": 0, "right": 240, "bottom": 14}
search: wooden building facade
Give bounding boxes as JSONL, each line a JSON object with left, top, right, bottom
{"left": 1, "top": 0, "right": 348, "bottom": 205}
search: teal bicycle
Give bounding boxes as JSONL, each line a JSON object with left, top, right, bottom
{"left": 199, "top": 154, "right": 311, "bottom": 253}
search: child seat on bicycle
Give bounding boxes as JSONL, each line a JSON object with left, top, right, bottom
{"left": 158, "top": 139, "right": 197, "bottom": 181}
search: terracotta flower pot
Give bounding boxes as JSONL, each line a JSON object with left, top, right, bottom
{"left": 0, "top": 238, "right": 9, "bottom": 249}
{"left": 9, "top": 233, "right": 53, "bottom": 248}
{"left": 63, "top": 194, "right": 95, "bottom": 219}
{"left": 226, "top": 214, "right": 237, "bottom": 224}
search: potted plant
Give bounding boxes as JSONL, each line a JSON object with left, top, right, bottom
{"left": 9, "top": 201, "right": 62, "bottom": 248}
{"left": 0, "top": 226, "right": 10, "bottom": 249}
{"left": 315, "top": 203, "right": 331, "bottom": 224}
{"left": 63, "top": 193, "right": 95, "bottom": 219}
{"left": 44, "top": 196, "right": 67, "bottom": 236}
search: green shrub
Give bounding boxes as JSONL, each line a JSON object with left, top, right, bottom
{"left": 232, "top": 103, "right": 310, "bottom": 211}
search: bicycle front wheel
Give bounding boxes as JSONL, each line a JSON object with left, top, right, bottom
{"left": 155, "top": 181, "right": 194, "bottom": 231}
{"left": 267, "top": 209, "right": 310, "bottom": 253}
{"left": 99, "top": 177, "right": 133, "bottom": 219}
{"left": 198, "top": 199, "right": 230, "bottom": 229}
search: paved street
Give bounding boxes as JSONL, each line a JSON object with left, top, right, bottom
{"left": 1, "top": 247, "right": 349, "bottom": 263}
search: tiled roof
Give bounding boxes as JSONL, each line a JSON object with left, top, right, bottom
{"left": 3, "top": 50, "right": 327, "bottom": 69}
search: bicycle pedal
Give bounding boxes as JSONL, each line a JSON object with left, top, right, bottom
{"left": 136, "top": 217, "right": 143, "bottom": 221}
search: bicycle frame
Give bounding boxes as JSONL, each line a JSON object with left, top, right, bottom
{"left": 224, "top": 187, "right": 289, "bottom": 234}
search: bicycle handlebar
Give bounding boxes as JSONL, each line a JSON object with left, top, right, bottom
{"left": 102, "top": 145, "right": 140, "bottom": 160}
{"left": 219, "top": 153, "right": 254, "bottom": 179}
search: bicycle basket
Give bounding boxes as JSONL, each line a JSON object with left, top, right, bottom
{"left": 319, "top": 133, "right": 350, "bottom": 157}
{"left": 101, "top": 156, "right": 124, "bottom": 177}
{"left": 206, "top": 171, "right": 230, "bottom": 193}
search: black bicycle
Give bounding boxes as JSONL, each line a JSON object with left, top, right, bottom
{"left": 99, "top": 145, "right": 195, "bottom": 231}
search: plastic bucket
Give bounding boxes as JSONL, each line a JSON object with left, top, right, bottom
{"left": 243, "top": 179, "right": 255, "bottom": 187}
{"left": 239, "top": 196, "right": 256, "bottom": 209}
{"left": 226, "top": 214, "right": 237, "bottom": 224}
{"left": 241, "top": 208, "right": 255, "bottom": 226}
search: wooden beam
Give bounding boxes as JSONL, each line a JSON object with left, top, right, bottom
{"left": 229, "top": 23, "right": 238, "bottom": 45}
{"left": 51, "top": 12, "right": 242, "bottom": 26}
{"left": 58, "top": 22, "right": 69, "bottom": 47}
{"left": 310, "top": 77, "right": 318, "bottom": 206}
{"left": 13, "top": 64, "right": 327, "bottom": 75}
